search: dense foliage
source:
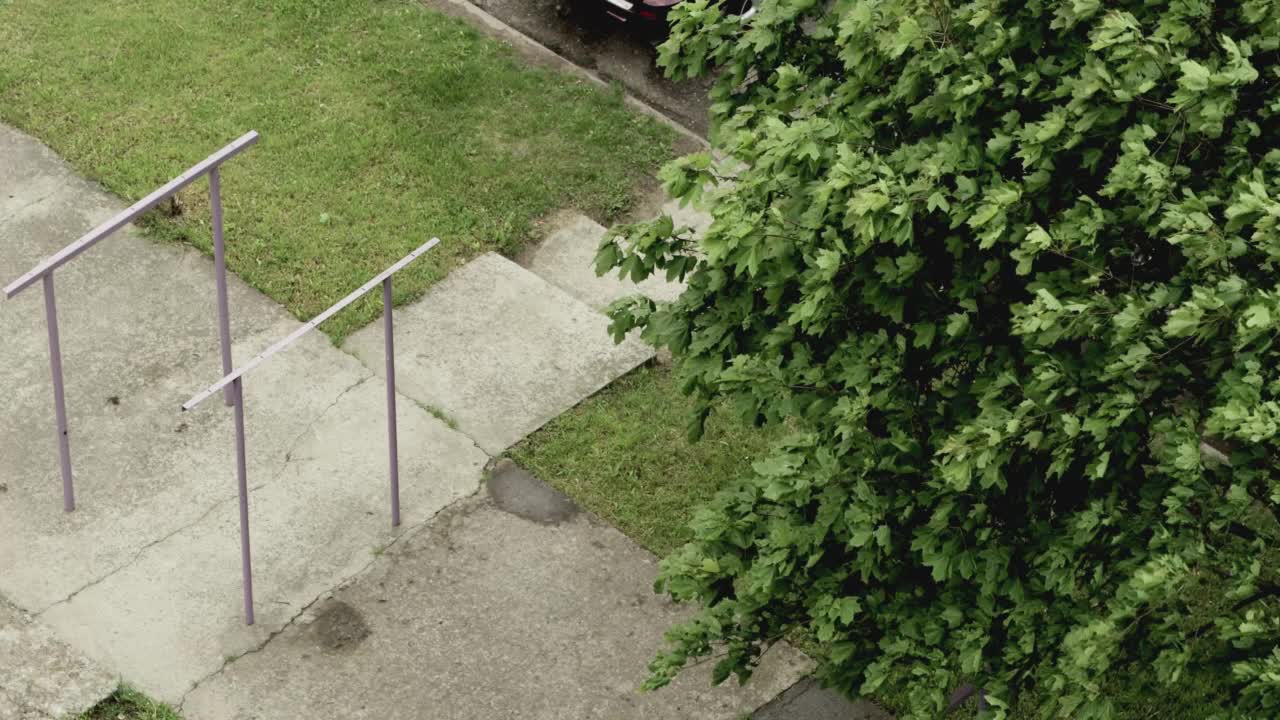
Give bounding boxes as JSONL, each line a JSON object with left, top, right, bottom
{"left": 596, "top": 0, "right": 1280, "bottom": 717}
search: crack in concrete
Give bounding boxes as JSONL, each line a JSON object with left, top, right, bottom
{"left": 0, "top": 188, "right": 60, "bottom": 227}
{"left": 36, "top": 374, "right": 374, "bottom": 617}
{"left": 271, "top": 374, "right": 372, "bottom": 479}
{"left": 175, "top": 592, "right": 315, "bottom": 712}
{"left": 37, "top": 492, "right": 235, "bottom": 616}
{"left": 175, "top": 481, "right": 489, "bottom": 713}
{"left": 445, "top": 422, "right": 491, "bottom": 461}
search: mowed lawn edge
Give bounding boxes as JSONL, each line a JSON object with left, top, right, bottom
{"left": 0, "top": 0, "right": 674, "bottom": 341}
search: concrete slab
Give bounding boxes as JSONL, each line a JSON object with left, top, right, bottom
{"left": 0, "top": 599, "right": 116, "bottom": 720}
{"left": 0, "top": 124, "right": 487, "bottom": 702}
{"left": 344, "top": 252, "right": 653, "bottom": 454}
{"left": 39, "top": 374, "right": 486, "bottom": 702}
{"left": 663, "top": 196, "right": 713, "bottom": 241}
{"left": 751, "top": 679, "right": 892, "bottom": 720}
{"left": 0, "top": 124, "right": 295, "bottom": 612}
{"left": 183, "top": 467, "right": 813, "bottom": 720}
{"left": 521, "top": 212, "right": 685, "bottom": 310}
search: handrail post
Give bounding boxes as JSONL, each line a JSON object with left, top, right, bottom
{"left": 42, "top": 273, "right": 75, "bottom": 512}
{"left": 231, "top": 377, "right": 254, "bottom": 625}
{"left": 182, "top": 237, "right": 439, "bottom": 620}
{"left": 210, "top": 168, "right": 236, "bottom": 407}
{"left": 383, "top": 277, "right": 401, "bottom": 528}
{"left": 5, "top": 132, "right": 260, "bottom": 512}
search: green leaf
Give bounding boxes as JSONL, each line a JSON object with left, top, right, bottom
{"left": 1179, "top": 60, "right": 1212, "bottom": 92}
{"left": 1244, "top": 304, "right": 1272, "bottom": 329}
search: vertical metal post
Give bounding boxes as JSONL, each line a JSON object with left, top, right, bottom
{"left": 210, "top": 168, "right": 235, "bottom": 407}
{"left": 383, "top": 277, "right": 401, "bottom": 528}
{"left": 231, "top": 377, "right": 255, "bottom": 625}
{"left": 42, "top": 273, "right": 75, "bottom": 512}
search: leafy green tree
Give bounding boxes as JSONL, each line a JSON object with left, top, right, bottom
{"left": 596, "top": 1, "right": 1280, "bottom": 717}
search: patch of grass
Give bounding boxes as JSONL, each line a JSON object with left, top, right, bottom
{"left": 78, "top": 686, "right": 181, "bottom": 720}
{"left": 0, "top": 0, "right": 673, "bottom": 341}
{"left": 509, "top": 363, "right": 779, "bottom": 556}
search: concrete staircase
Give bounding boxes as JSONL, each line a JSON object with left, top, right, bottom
{"left": 344, "top": 211, "right": 679, "bottom": 455}
{"left": 0, "top": 124, "right": 489, "bottom": 708}
{"left": 3, "top": 122, "right": 811, "bottom": 720}
{"left": 182, "top": 213, "right": 818, "bottom": 720}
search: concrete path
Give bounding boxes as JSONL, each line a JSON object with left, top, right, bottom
{"left": 1, "top": 124, "right": 486, "bottom": 707}
{"left": 0, "top": 600, "right": 115, "bottom": 720}
{"left": 344, "top": 251, "right": 653, "bottom": 455}
{"left": 0, "top": 125, "right": 812, "bottom": 718}
{"left": 184, "top": 462, "right": 810, "bottom": 719}
{"left": 521, "top": 211, "right": 684, "bottom": 310}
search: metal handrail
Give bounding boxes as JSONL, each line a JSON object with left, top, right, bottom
{"left": 183, "top": 237, "right": 438, "bottom": 410}
{"left": 182, "top": 237, "right": 441, "bottom": 625}
{"left": 3, "top": 132, "right": 259, "bottom": 511}
{"left": 3, "top": 131, "right": 258, "bottom": 298}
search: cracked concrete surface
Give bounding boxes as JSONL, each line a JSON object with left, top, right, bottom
{"left": 183, "top": 479, "right": 813, "bottom": 720}
{"left": 38, "top": 374, "right": 485, "bottom": 701}
{"left": 2, "top": 124, "right": 816, "bottom": 718}
{"left": 1, "top": 124, "right": 486, "bottom": 706}
{"left": 345, "top": 253, "right": 654, "bottom": 455}
{"left": 0, "top": 599, "right": 116, "bottom": 720}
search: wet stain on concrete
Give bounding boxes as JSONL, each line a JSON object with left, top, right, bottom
{"left": 487, "top": 459, "right": 579, "bottom": 525}
{"left": 310, "top": 600, "right": 370, "bottom": 652}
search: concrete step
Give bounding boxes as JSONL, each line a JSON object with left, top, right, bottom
{"left": 38, "top": 361, "right": 486, "bottom": 703}
{"left": 344, "top": 252, "right": 654, "bottom": 455}
{"left": 520, "top": 211, "right": 685, "bottom": 311}
{"left": 662, "top": 196, "right": 713, "bottom": 243}
{"left": 184, "top": 461, "right": 813, "bottom": 720}
{"left": 1, "top": 125, "right": 803, "bottom": 720}
{"left": 0, "top": 598, "right": 115, "bottom": 720}
{"left": 0, "top": 125, "right": 487, "bottom": 703}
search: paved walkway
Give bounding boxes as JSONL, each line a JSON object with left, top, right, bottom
{"left": 0, "top": 599, "right": 114, "bottom": 720}
{"left": 0, "top": 125, "right": 815, "bottom": 718}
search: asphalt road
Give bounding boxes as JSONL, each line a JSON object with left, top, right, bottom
{"left": 463, "top": 0, "right": 714, "bottom": 136}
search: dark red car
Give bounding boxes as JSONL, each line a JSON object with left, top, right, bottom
{"left": 596, "top": 0, "right": 755, "bottom": 29}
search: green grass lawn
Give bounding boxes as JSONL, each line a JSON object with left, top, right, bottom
{"left": 78, "top": 686, "right": 181, "bottom": 720}
{"left": 0, "top": 0, "right": 672, "bottom": 341}
{"left": 510, "top": 363, "right": 779, "bottom": 556}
